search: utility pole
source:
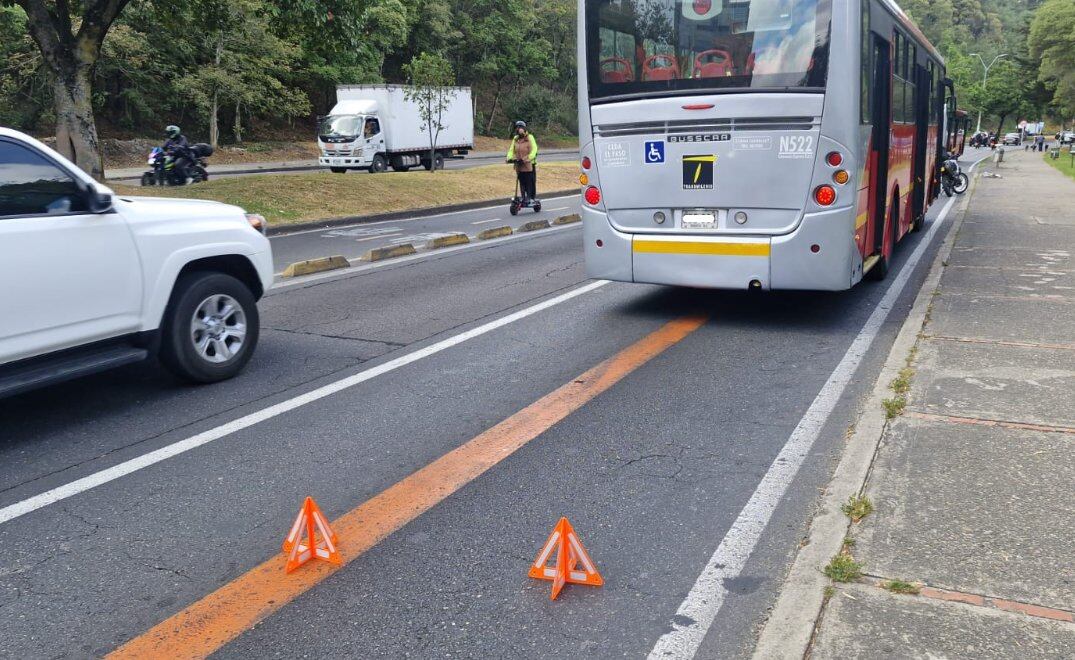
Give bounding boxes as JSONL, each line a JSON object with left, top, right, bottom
{"left": 969, "top": 53, "right": 1008, "bottom": 134}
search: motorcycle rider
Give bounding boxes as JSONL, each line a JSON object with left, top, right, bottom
{"left": 506, "top": 121, "right": 539, "bottom": 203}
{"left": 163, "top": 125, "right": 193, "bottom": 182}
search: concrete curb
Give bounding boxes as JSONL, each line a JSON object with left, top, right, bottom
{"left": 267, "top": 188, "right": 580, "bottom": 237}
{"left": 518, "top": 219, "right": 551, "bottom": 232}
{"left": 751, "top": 178, "right": 981, "bottom": 659}
{"left": 553, "top": 213, "right": 581, "bottom": 225}
{"left": 280, "top": 255, "right": 350, "bottom": 278}
{"left": 362, "top": 244, "right": 417, "bottom": 262}
{"left": 426, "top": 233, "right": 470, "bottom": 249}
{"left": 477, "top": 226, "right": 514, "bottom": 240}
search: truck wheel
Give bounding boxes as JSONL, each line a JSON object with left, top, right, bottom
{"left": 159, "top": 272, "right": 259, "bottom": 383}
{"left": 433, "top": 153, "right": 445, "bottom": 170}
{"left": 370, "top": 155, "right": 387, "bottom": 173}
{"left": 330, "top": 167, "right": 347, "bottom": 174}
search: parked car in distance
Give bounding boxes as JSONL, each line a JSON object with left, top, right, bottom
{"left": 1002, "top": 132, "right": 1021, "bottom": 145}
{"left": 0, "top": 127, "right": 274, "bottom": 399}
{"left": 1060, "top": 131, "right": 1075, "bottom": 145}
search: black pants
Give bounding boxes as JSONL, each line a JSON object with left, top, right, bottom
{"left": 517, "top": 169, "right": 537, "bottom": 201}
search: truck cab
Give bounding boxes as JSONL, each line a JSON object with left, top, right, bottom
{"left": 318, "top": 101, "right": 389, "bottom": 173}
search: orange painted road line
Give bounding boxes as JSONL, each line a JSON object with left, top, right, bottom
{"left": 108, "top": 314, "right": 707, "bottom": 660}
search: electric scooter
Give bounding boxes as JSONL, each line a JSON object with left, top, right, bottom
{"left": 508, "top": 160, "right": 541, "bottom": 215}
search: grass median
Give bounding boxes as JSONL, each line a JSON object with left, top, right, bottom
{"left": 111, "top": 162, "right": 581, "bottom": 227}
{"left": 1045, "top": 148, "right": 1075, "bottom": 181}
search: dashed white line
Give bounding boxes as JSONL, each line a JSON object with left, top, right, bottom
{"left": 0, "top": 280, "right": 609, "bottom": 526}
{"left": 471, "top": 218, "right": 504, "bottom": 225}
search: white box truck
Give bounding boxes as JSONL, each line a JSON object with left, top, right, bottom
{"left": 318, "top": 85, "right": 474, "bottom": 173}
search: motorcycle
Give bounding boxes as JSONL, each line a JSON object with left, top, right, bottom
{"left": 940, "top": 157, "right": 968, "bottom": 197}
{"left": 140, "top": 143, "right": 213, "bottom": 186}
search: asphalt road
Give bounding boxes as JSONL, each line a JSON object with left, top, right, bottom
{"left": 108, "top": 150, "right": 581, "bottom": 185}
{"left": 270, "top": 193, "right": 582, "bottom": 273}
{"left": 0, "top": 153, "right": 983, "bottom": 659}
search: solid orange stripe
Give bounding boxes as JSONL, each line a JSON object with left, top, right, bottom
{"left": 108, "top": 314, "right": 707, "bottom": 659}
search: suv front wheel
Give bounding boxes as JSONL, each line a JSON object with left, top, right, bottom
{"left": 160, "top": 272, "right": 260, "bottom": 383}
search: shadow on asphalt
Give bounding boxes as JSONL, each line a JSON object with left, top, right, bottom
{"left": 614, "top": 284, "right": 871, "bottom": 332}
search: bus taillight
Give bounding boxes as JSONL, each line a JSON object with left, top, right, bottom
{"left": 826, "top": 151, "right": 843, "bottom": 167}
{"left": 814, "top": 185, "right": 836, "bottom": 206}
{"left": 585, "top": 186, "right": 602, "bottom": 206}
{"left": 581, "top": 156, "right": 592, "bottom": 170}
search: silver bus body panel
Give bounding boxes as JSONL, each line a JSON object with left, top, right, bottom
{"left": 579, "top": 0, "right": 875, "bottom": 291}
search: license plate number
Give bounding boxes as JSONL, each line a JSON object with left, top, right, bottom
{"left": 682, "top": 212, "right": 717, "bottom": 229}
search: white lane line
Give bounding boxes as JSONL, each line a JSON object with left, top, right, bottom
{"left": 648, "top": 157, "right": 990, "bottom": 659}
{"left": 0, "top": 280, "right": 609, "bottom": 526}
{"left": 353, "top": 232, "right": 403, "bottom": 243}
{"left": 270, "top": 222, "right": 583, "bottom": 291}
{"left": 545, "top": 206, "right": 571, "bottom": 212}
{"left": 471, "top": 218, "right": 504, "bottom": 225}
{"left": 273, "top": 194, "right": 581, "bottom": 238}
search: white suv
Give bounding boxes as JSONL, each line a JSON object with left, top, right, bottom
{"left": 0, "top": 128, "right": 274, "bottom": 398}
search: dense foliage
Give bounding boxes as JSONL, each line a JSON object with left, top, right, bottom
{"left": 3, "top": 0, "right": 1073, "bottom": 148}
{"left": 901, "top": 0, "right": 1072, "bottom": 132}
{"left": 0, "top": 0, "right": 577, "bottom": 143}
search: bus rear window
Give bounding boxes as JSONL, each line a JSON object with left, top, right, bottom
{"left": 587, "top": 0, "right": 831, "bottom": 100}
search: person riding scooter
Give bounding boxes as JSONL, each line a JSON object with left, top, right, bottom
{"left": 506, "top": 121, "right": 539, "bottom": 204}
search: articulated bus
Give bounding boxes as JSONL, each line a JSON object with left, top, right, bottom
{"left": 578, "top": 0, "right": 961, "bottom": 290}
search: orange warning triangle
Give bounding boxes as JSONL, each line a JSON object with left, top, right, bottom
{"left": 528, "top": 517, "right": 603, "bottom": 599}
{"left": 282, "top": 497, "right": 341, "bottom": 573}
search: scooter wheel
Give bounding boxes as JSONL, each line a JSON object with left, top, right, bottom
{"left": 533, "top": 202, "right": 541, "bottom": 213}
{"left": 509, "top": 202, "right": 521, "bottom": 216}
{"left": 140, "top": 173, "right": 153, "bottom": 187}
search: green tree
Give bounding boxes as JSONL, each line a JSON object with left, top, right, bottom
{"left": 1029, "top": 0, "right": 1075, "bottom": 124}
{"left": 6, "top": 0, "right": 135, "bottom": 178}
{"left": 403, "top": 51, "right": 455, "bottom": 172}
{"left": 177, "top": 0, "right": 310, "bottom": 147}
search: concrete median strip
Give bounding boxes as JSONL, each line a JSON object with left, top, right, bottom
{"left": 426, "top": 233, "right": 470, "bottom": 249}
{"left": 362, "top": 243, "right": 417, "bottom": 262}
{"left": 553, "top": 213, "right": 581, "bottom": 225}
{"left": 477, "top": 225, "right": 514, "bottom": 240}
{"left": 519, "top": 219, "right": 551, "bottom": 232}
{"left": 280, "top": 255, "right": 350, "bottom": 278}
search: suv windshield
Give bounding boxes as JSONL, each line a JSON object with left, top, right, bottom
{"left": 587, "top": 0, "right": 831, "bottom": 101}
{"left": 318, "top": 115, "right": 364, "bottom": 138}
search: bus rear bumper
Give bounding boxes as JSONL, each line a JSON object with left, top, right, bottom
{"left": 583, "top": 207, "right": 857, "bottom": 291}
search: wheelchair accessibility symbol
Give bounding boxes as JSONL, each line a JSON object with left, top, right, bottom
{"left": 644, "top": 141, "right": 665, "bottom": 164}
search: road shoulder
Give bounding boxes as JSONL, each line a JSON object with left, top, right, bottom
{"left": 751, "top": 150, "right": 1075, "bottom": 658}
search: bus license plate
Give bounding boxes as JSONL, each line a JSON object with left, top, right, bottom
{"left": 682, "top": 212, "right": 717, "bottom": 229}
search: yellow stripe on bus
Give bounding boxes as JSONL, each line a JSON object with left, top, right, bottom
{"left": 855, "top": 212, "right": 868, "bottom": 229}
{"left": 633, "top": 240, "right": 770, "bottom": 257}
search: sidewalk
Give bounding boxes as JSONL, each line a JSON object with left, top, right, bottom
{"left": 103, "top": 148, "right": 580, "bottom": 180}
{"left": 757, "top": 149, "right": 1075, "bottom": 658}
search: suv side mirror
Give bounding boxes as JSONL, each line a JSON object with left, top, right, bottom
{"left": 77, "top": 179, "right": 114, "bottom": 214}
{"left": 87, "top": 190, "right": 114, "bottom": 214}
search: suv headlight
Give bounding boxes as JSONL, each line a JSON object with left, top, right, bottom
{"left": 245, "top": 213, "right": 268, "bottom": 235}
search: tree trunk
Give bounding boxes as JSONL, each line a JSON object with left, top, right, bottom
{"left": 53, "top": 65, "right": 103, "bottom": 180}
{"left": 210, "top": 90, "right": 219, "bottom": 148}
{"left": 996, "top": 114, "right": 1008, "bottom": 136}
{"left": 233, "top": 101, "right": 243, "bottom": 143}
{"left": 210, "top": 34, "right": 223, "bottom": 148}
{"left": 485, "top": 80, "right": 502, "bottom": 135}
